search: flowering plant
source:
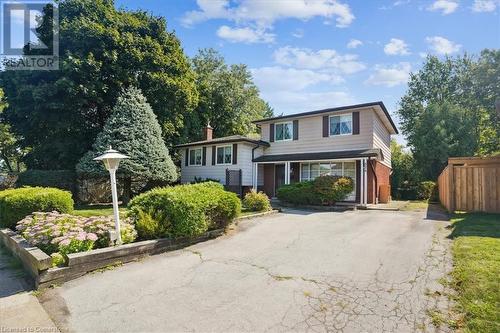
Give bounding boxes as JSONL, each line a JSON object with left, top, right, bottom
{"left": 16, "top": 212, "right": 137, "bottom": 257}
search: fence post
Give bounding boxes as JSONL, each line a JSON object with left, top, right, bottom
{"left": 449, "top": 162, "right": 455, "bottom": 212}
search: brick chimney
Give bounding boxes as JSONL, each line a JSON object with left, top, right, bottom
{"left": 203, "top": 122, "right": 213, "bottom": 141}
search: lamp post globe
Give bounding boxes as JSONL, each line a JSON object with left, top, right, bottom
{"left": 93, "top": 147, "right": 129, "bottom": 245}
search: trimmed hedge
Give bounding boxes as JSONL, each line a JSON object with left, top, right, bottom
{"left": 277, "top": 176, "right": 353, "bottom": 206}
{"left": 243, "top": 190, "right": 272, "bottom": 212}
{"left": 313, "top": 175, "right": 354, "bottom": 205}
{"left": 16, "top": 170, "right": 76, "bottom": 193}
{"left": 128, "top": 182, "right": 241, "bottom": 240}
{"left": 0, "top": 187, "right": 74, "bottom": 229}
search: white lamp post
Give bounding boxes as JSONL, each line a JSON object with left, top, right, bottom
{"left": 94, "top": 147, "right": 129, "bottom": 245}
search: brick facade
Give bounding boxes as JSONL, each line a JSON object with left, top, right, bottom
{"left": 367, "top": 160, "right": 391, "bottom": 204}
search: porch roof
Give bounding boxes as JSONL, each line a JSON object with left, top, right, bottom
{"left": 252, "top": 148, "right": 382, "bottom": 163}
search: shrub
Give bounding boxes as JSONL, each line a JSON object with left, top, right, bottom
{"left": 417, "top": 181, "right": 438, "bottom": 201}
{"left": 277, "top": 176, "right": 353, "bottom": 206}
{"left": 50, "top": 252, "right": 65, "bottom": 267}
{"left": 16, "top": 170, "right": 76, "bottom": 193}
{"left": 128, "top": 182, "right": 241, "bottom": 240}
{"left": 243, "top": 190, "right": 272, "bottom": 212}
{"left": 313, "top": 176, "right": 354, "bottom": 205}
{"left": 192, "top": 177, "right": 221, "bottom": 184}
{"left": 0, "top": 187, "right": 74, "bottom": 229}
{"left": 277, "top": 181, "right": 319, "bottom": 205}
{"left": 16, "top": 212, "right": 137, "bottom": 256}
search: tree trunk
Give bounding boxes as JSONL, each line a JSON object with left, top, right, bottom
{"left": 1, "top": 152, "right": 13, "bottom": 172}
{"left": 122, "top": 176, "right": 132, "bottom": 205}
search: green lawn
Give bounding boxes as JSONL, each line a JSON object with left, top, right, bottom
{"left": 73, "top": 205, "right": 269, "bottom": 219}
{"left": 448, "top": 212, "right": 500, "bottom": 333}
{"left": 400, "top": 200, "right": 429, "bottom": 211}
{"left": 238, "top": 208, "right": 272, "bottom": 217}
{"left": 73, "top": 205, "right": 127, "bottom": 217}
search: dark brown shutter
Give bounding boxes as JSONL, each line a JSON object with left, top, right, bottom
{"left": 269, "top": 123, "right": 275, "bottom": 142}
{"left": 185, "top": 148, "right": 189, "bottom": 166}
{"left": 202, "top": 147, "right": 207, "bottom": 166}
{"left": 212, "top": 146, "right": 216, "bottom": 165}
{"left": 232, "top": 144, "right": 238, "bottom": 164}
{"left": 352, "top": 111, "right": 360, "bottom": 135}
{"left": 322, "top": 116, "right": 329, "bottom": 137}
{"left": 293, "top": 120, "right": 299, "bottom": 140}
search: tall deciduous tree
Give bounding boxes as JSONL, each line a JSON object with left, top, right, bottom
{"left": 0, "top": 89, "right": 26, "bottom": 173}
{"left": 471, "top": 49, "right": 500, "bottom": 156}
{"left": 398, "top": 51, "right": 500, "bottom": 179}
{"left": 0, "top": 0, "right": 198, "bottom": 169}
{"left": 184, "top": 48, "right": 273, "bottom": 141}
{"left": 76, "top": 87, "right": 177, "bottom": 204}
{"left": 390, "top": 139, "right": 420, "bottom": 198}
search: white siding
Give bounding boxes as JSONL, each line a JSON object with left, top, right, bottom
{"left": 180, "top": 142, "right": 257, "bottom": 186}
{"left": 260, "top": 108, "right": 374, "bottom": 155}
{"left": 372, "top": 113, "right": 392, "bottom": 168}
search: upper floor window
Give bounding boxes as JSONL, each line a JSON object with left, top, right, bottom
{"left": 216, "top": 145, "right": 232, "bottom": 165}
{"left": 189, "top": 148, "right": 202, "bottom": 166}
{"left": 275, "top": 122, "right": 293, "bottom": 141}
{"left": 330, "top": 114, "right": 352, "bottom": 136}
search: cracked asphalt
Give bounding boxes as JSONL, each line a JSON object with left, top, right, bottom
{"left": 39, "top": 207, "right": 453, "bottom": 333}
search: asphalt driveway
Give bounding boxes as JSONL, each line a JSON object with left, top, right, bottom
{"left": 40, "top": 207, "right": 452, "bottom": 333}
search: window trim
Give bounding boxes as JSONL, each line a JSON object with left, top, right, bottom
{"left": 215, "top": 144, "right": 233, "bottom": 165}
{"left": 274, "top": 121, "right": 294, "bottom": 142}
{"left": 188, "top": 148, "right": 203, "bottom": 166}
{"left": 329, "top": 113, "right": 353, "bottom": 136}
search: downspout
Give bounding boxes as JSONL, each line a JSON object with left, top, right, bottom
{"left": 368, "top": 157, "right": 378, "bottom": 204}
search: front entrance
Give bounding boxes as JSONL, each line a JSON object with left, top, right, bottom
{"left": 274, "top": 164, "right": 286, "bottom": 196}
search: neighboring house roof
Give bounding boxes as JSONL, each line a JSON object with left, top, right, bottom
{"left": 253, "top": 148, "right": 383, "bottom": 163}
{"left": 253, "top": 101, "right": 399, "bottom": 135}
{"left": 175, "top": 135, "right": 270, "bottom": 148}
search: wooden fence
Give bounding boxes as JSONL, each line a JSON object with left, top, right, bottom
{"left": 437, "top": 157, "right": 500, "bottom": 213}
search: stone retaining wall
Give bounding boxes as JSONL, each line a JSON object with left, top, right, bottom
{"left": 0, "top": 228, "right": 223, "bottom": 289}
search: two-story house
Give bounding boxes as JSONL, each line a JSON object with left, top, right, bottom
{"left": 175, "top": 101, "right": 398, "bottom": 205}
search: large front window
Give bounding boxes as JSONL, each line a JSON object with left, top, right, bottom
{"left": 216, "top": 145, "right": 232, "bottom": 165}
{"left": 189, "top": 148, "right": 202, "bottom": 166}
{"left": 330, "top": 114, "right": 352, "bottom": 136}
{"left": 300, "top": 161, "right": 356, "bottom": 200}
{"left": 275, "top": 122, "right": 293, "bottom": 141}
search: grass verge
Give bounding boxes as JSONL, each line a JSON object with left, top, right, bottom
{"left": 400, "top": 200, "right": 429, "bottom": 211}
{"left": 73, "top": 204, "right": 127, "bottom": 217}
{"left": 448, "top": 212, "right": 500, "bottom": 333}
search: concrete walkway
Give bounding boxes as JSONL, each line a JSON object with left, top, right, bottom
{"left": 0, "top": 246, "right": 59, "bottom": 332}
{"left": 40, "top": 207, "right": 453, "bottom": 333}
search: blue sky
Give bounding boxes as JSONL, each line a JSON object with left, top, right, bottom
{"left": 11, "top": 0, "right": 500, "bottom": 143}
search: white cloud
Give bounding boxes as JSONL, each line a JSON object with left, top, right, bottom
{"left": 419, "top": 52, "right": 428, "bottom": 58}
{"left": 347, "top": 39, "right": 363, "bottom": 49}
{"left": 251, "top": 66, "right": 343, "bottom": 92}
{"left": 365, "top": 62, "right": 411, "bottom": 87}
{"left": 427, "top": 0, "right": 459, "bottom": 14}
{"left": 182, "top": 0, "right": 355, "bottom": 27}
{"left": 216, "top": 26, "right": 275, "bottom": 43}
{"left": 292, "top": 29, "right": 304, "bottom": 38}
{"left": 394, "top": 0, "right": 411, "bottom": 6}
{"left": 472, "top": 0, "right": 497, "bottom": 12}
{"left": 384, "top": 38, "right": 410, "bottom": 55}
{"left": 273, "top": 46, "right": 366, "bottom": 74}
{"left": 259, "top": 90, "right": 356, "bottom": 114}
{"left": 181, "top": 0, "right": 355, "bottom": 43}
{"left": 425, "top": 36, "right": 462, "bottom": 54}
